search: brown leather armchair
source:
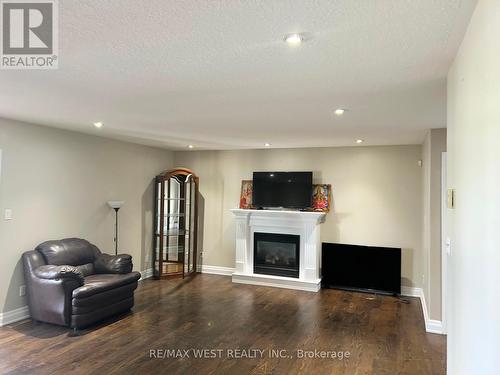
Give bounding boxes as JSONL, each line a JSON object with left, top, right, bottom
{"left": 22, "top": 238, "right": 141, "bottom": 332}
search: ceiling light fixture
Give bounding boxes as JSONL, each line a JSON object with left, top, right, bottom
{"left": 264, "top": 143, "right": 271, "bottom": 147}
{"left": 334, "top": 109, "right": 345, "bottom": 116}
{"left": 356, "top": 139, "right": 364, "bottom": 144}
{"left": 188, "top": 145, "right": 194, "bottom": 149}
{"left": 93, "top": 121, "right": 104, "bottom": 128}
{"left": 284, "top": 33, "right": 304, "bottom": 46}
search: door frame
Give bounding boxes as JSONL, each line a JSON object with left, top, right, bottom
{"left": 441, "top": 152, "right": 448, "bottom": 334}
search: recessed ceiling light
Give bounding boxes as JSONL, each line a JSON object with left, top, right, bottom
{"left": 334, "top": 109, "right": 345, "bottom": 116}
{"left": 284, "top": 33, "right": 304, "bottom": 46}
{"left": 188, "top": 145, "right": 194, "bottom": 149}
{"left": 356, "top": 139, "right": 364, "bottom": 144}
{"left": 264, "top": 143, "right": 271, "bottom": 147}
{"left": 93, "top": 121, "right": 103, "bottom": 128}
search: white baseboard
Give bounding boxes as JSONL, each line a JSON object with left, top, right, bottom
{"left": 139, "top": 268, "right": 153, "bottom": 280}
{"left": 0, "top": 305, "right": 30, "bottom": 327}
{"left": 401, "top": 286, "right": 444, "bottom": 335}
{"left": 201, "top": 265, "right": 235, "bottom": 276}
{"left": 426, "top": 319, "right": 444, "bottom": 334}
{"left": 400, "top": 286, "right": 422, "bottom": 298}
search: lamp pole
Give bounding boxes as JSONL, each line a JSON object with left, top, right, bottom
{"left": 107, "top": 201, "right": 124, "bottom": 255}
{"left": 113, "top": 207, "right": 120, "bottom": 255}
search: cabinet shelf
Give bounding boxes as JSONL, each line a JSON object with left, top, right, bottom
{"left": 155, "top": 230, "right": 189, "bottom": 236}
{"left": 163, "top": 245, "right": 184, "bottom": 251}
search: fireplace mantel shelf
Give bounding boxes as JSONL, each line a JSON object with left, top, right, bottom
{"left": 230, "top": 208, "right": 327, "bottom": 292}
{"left": 230, "top": 208, "right": 326, "bottom": 219}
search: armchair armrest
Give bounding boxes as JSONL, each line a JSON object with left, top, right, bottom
{"left": 94, "top": 253, "right": 133, "bottom": 274}
{"left": 34, "top": 265, "right": 84, "bottom": 284}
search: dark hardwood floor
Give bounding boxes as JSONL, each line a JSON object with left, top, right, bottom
{"left": 0, "top": 274, "right": 445, "bottom": 374}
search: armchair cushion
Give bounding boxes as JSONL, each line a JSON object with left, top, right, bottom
{"left": 34, "top": 265, "right": 85, "bottom": 285}
{"left": 94, "top": 253, "right": 133, "bottom": 274}
{"left": 72, "top": 272, "right": 141, "bottom": 299}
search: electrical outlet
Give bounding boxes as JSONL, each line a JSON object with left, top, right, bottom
{"left": 19, "top": 285, "right": 26, "bottom": 297}
{"left": 4, "top": 209, "right": 13, "bottom": 220}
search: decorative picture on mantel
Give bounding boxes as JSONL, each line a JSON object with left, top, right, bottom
{"left": 240, "top": 180, "right": 332, "bottom": 212}
{"left": 239, "top": 180, "right": 253, "bottom": 209}
{"left": 312, "top": 184, "right": 332, "bottom": 212}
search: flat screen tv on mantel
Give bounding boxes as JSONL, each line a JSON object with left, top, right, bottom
{"left": 252, "top": 171, "right": 312, "bottom": 209}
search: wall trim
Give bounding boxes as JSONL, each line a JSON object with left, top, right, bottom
{"left": 426, "top": 319, "right": 444, "bottom": 334}
{"left": 401, "top": 286, "right": 444, "bottom": 335}
{"left": 201, "top": 265, "right": 235, "bottom": 276}
{"left": 400, "top": 286, "right": 421, "bottom": 298}
{"left": 0, "top": 305, "right": 30, "bottom": 327}
{"left": 140, "top": 268, "right": 153, "bottom": 281}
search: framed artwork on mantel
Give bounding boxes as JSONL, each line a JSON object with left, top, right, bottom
{"left": 312, "top": 184, "right": 332, "bottom": 212}
{"left": 239, "top": 180, "right": 332, "bottom": 212}
{"left": 239, "top": 180, "right": 253, "bottom": 209}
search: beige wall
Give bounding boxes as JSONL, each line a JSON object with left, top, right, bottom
{"left": 422, "top": 129, "right": 446, "bottom": 321}
{"left": 447, "top": 0, "right": 500, "bottom": 373}
{"left": 0, "top": 118, "right": 174, "bottom": 313}
{"left": 174, "top": 146, "right": 424, "bottom": 288}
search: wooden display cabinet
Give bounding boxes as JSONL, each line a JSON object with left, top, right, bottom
{"left": 153, "top": 168, "right": 199, "bottom": 279}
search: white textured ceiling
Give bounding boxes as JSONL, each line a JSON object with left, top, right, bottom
{"left": 0, "top": 0, "right": 477, "bottom": 150}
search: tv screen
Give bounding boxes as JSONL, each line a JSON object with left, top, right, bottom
{"left": 252, "top": 171, "right": 312, "bottom": 209}
{"left": 321, "top": 243, "right": 401, "bottom": 295}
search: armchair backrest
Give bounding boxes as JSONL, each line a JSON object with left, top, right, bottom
{"left": 35, "top": 238, "right": 100, "bottom": 266}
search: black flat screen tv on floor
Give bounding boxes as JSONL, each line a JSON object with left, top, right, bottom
{"left": 321, "top": 243, "right": 401, "bottom": 295}
{"left": 252, "top": 171, "right": 312, "bottom": 209}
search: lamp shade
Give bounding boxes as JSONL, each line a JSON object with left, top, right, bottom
{"left": 107, "top": 200, "right": 125, "bottom": 209}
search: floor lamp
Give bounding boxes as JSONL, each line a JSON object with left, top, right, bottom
{"left": 107, "top": 201, "right": 124, "bottom": 255}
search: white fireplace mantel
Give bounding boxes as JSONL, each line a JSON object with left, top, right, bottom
{"left": 230, "top": 208, "right": 326, "bottom": 292}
